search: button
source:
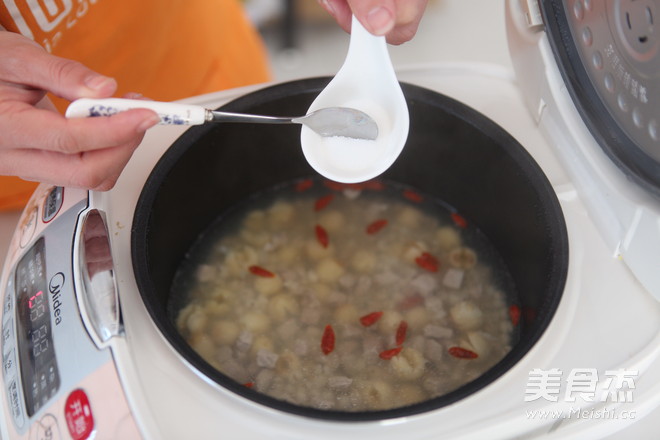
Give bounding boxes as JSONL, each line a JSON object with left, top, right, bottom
{"left": 48, "top": 364, "right": 57, "bottom": 385}
{"left": 650, "top": 120, "right": 658, "bottom": 141}
{"left": 617, "top": 93, "right": 629, "bottom": 112}
{"left": 583, "top": 0, "right": 592, "bottom": 11}
{"left": 64, "top": 389, "right": 95, "bottom": 440}
{"left": 42, "top": 187, "right": 64, "bottom": 223}
{"left": 2, "top": 319, "right": 13, "bottom": 356}
{"left": 19, "top": 207, "right": 38, "bottom": 249}
{"left": 8, "top": 379, "right": 25, "bottom": 428}
{"left": 574, "top": 1, "right": 584, "bottom": 20}
{"left": 582, "top": 27, "right": 593, "bottom": 46}
{"left": 632, "top": 108, "right": 644, "bottom": 128}
{"left": 592, "top": 51, "right": 603, "bottom": 69}
{"left": 604, "top": 73, "right": 615, "bottom": 92}
{"left": 30, "top": 414, "right": 62, "bottom": 440}
{"left": 3, "top": 285, "right": 12, "bottom": 322}
{"left": 3, "top": 348, "right": 17, "bottom": 379}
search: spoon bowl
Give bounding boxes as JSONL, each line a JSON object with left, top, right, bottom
{"left": 301, "top": 15, "right": 410, "bottom": 183}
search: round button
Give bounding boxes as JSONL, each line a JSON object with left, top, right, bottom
{"left": 650, "top": 120, "right": 658, "bottom": 142}
{"left": 573, "top": 1, "right": 584, "bottom": 20}
{"left": 592, "top": 51, "right": 603, "bottom": 69}
{"left": 632, "top": 108, "right": 644, "bottom": 128}
{"left": 617, "top": 94, "right": 629, "bottom": 112}
{"left": 582, "top": 27, "right": 593, "bottom": 46}
{"left": 604, "top": 73, "right": 615, "bottom": 92}
{"left": 29, "top": 414, "right": 61, "bottom": 440}
{"left": 583, "top": 0, "right": 592, "bottom": 11}
{"left": 42, "top": 186, "right": 64, "bottom": 223}
{"left": 65, "top": 389, "right": 94, "bottom": 440}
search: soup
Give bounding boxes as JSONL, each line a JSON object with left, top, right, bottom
{"left": 172, "top": 179, "right": 519, "bottom": 411}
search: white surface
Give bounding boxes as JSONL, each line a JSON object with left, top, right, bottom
{"left": 1, "top": 0, "right": 659, "bottom": 438}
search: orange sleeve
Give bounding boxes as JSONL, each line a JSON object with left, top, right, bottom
{"left": 0, "top": 177, "right": 39, "bottom": 211}
{"left": 0, "top": 0, "right": 271, "bottom": 210}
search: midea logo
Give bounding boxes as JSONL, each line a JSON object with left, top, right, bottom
{"left": 49, "top": 272, "right": 64, "bottom": 325}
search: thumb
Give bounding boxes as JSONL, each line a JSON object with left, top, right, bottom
{"left": 346, "top": 0, "right": 396, "bottom": 36}
{"left": 1, "top": 33, "right": 116, "bottom": 100}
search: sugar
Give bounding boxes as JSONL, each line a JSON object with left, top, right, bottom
{"left": 301, "top": 99, "right": 396, "bottom": 182}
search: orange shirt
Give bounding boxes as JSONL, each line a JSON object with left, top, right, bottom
{"left": 0, "top": 0, "right": 271, "bottom": 210}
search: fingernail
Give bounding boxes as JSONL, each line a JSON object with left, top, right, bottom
{"left": 123, "top": 92, "right": 144, "bottom": 100}
{"left": 366, "top": 6, "right": 394, "bottom": 35}
{"left": 137, "top": 114, "right": 161, "bottom": 132}
{"left": 84, "top": 75, "right": 116, "bottom": 91}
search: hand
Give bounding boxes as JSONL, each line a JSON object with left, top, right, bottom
{"left": 319, "top": 0, "right": 428, "bottom": 45}
{"left": 0, "top": 31, "right": 160, "bottom": 190}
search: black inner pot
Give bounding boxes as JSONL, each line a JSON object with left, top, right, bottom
{"left": 131, "top": 78, "right": 568, "bottom": 421}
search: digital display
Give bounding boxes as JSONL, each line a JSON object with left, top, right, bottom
{"left": 15, "top": 238, "right": 60, "bottom": 416}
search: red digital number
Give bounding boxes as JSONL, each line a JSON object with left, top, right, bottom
{"left": 28, "top": 291, "right": 43, "bottom": 309}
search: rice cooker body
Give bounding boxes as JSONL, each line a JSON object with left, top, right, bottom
{"left": 131, "top": 79, "right": 569, "bottom": 421}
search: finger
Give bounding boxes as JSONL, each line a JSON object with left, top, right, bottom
{"left": 0, "top": 103, "right": 159, "bottom": 153}
{"left": 0, "top": 32, "right": 117, "bottom": 101}
{"left": 346, "top": 0, "right": 397, "bottom": 36}
{"left": 1, "top": 138, "right": 143, "bottom": 190}
{"left": 318, "top": 0, "right": 352, "bottom": 33}
{"left": 318, "top": 0, "right": 426, "bottom": 44}
{"left": 385, "top": 0, "right": 428, "bottom": 45}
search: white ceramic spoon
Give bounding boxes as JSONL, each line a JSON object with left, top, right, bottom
{"left": 301, "top": 15, "right": 409, "bottom": 183}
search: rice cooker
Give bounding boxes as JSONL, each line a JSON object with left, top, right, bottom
{"left": 0, "top": 1, "right": 658, "bottom": 439}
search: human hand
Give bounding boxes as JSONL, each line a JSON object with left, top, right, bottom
{"left": 318, "top": 0, "right": 428, "bottom": 45}
{"left": 0, "top": 31, "right": 160, "bottom": 190}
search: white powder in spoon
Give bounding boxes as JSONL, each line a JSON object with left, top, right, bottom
{"left": 301, "top": 100, "right": 395, "bottom": 183}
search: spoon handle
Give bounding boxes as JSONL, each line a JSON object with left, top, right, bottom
{"left": 65, "top": 98, "right": 300, "bottom": 126}
{"left": 207, "top": 111, "right": 295, "bottom": 125}
{"left": 66, "top": 98, "right": 208, "bottom": 125}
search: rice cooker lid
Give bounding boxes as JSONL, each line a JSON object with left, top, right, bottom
{"left": 539, "top": 0, "right": 659, "bottom": 194}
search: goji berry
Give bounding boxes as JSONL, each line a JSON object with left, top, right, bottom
{"left": 248, "top": 265, "right": 275, "bottom": 278}
{"left": 243, "top": 382, "right": 255, "bottom": 388}
{"left": 451, "top": 212, "right": 468, "bottom": 229}
{"left": 448, "top": 346, "right": 478, "bottom": 359}
{"left": 395, "top": 320, "right": 408, "bottom": 346}
{"left": 366, "top": 219, "right": 388, "bottom": 235}
{"left": 379, "top": 347, "right": 403, "bottom": 360}
{"left": 359, "top": 311, "right": 383, "bottom": 326}
{"left": 321, "top": 324, "right": 335, "bottom": 355}
{"left": 403, "top": 189, "right": 423, "bottom": 203}
{"left": 415, "top": 252, "right": 439, "bottom": 272}
{"left": 314, "top": 194, "right": 335, "bottom": 211}
{"left": 315, "top": 224, "right": 329, "bottom": 248}
{"left": 295, "top": 179, "right": 313, "bottom": 192}
{"left": 509, "top": 304, "right": 521, "bottom": 326}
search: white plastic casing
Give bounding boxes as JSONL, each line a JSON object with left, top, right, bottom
{"left": 506, "top": 0, "right": 660, "bottom": 301}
